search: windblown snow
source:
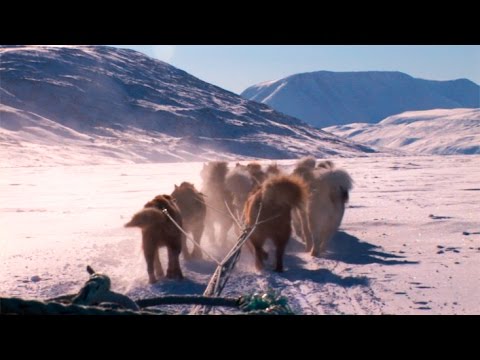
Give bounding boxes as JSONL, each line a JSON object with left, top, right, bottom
{"left": 0, "top": 45, "right": 374, "bottom": 166}
{"left": 1, "top": 157, "right": 479, "bottom": 314}
{"left": 325, "top": 108, "right": 480, "bottom": 155}
{"left": 1, "top": 46, "right": 479, "bottom": 315}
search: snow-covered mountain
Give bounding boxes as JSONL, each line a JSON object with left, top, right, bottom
{"left": 0, "top": 46, "right": 374, "bottom": 166}
{"left": 325, "top": 108, "right": 480, "bottom": 155}
{"left": 241, "top": 71, "right": 480, "bottom": 128}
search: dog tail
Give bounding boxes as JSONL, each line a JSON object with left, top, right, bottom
{"left": 124, "top": 207, "right": 165, "bottom": 228}
{"left": 261, "top": 175, "right": 308, "bottom": 209}
{"left": 315, "top": 168, "right": 353, "bottom": 203}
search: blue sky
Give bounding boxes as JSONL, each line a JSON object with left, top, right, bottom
{"left": 113, "top": 45, "right": 480, "bottom": 94}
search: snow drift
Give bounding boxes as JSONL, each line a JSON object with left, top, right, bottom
{"left": 325, "top": 108, "right": 480, "bottom": 155}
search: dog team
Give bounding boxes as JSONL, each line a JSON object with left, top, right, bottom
{"left": 125, "top": 157, "right": 353, "bottom": 283}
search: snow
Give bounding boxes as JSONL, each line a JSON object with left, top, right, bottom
{"left": 0, "top": 45, "right": 374, "bottom": 161}
{"left": 1, "top": 156, "right": 479, "bottom": 314}
{"left": 1, "top": 45, "right": 478, "bottom": 314}
{"left": 241, "top": 71, "right": 479, "bottom": 127}
{"left": 325, "top": 108, "right": 480, "bottom": 155}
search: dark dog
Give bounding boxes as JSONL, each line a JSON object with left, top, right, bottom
{"left": 246, "top": 162, "right": 267, "bottom": 186}
{"left": 125, "top": 200, "right": 184, "bottom": 283}
{"left": 265, "top": 162, "right": 282, "bottom": 177}
{"left": 226, "top": 165, "right": 255, "bottom": 222}
{"left": 171, "top": 182, "right": 206, "bottom": 259}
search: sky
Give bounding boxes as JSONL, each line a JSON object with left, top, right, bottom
{"left": 112, "top": 45, "right": 480, "bottom": 94}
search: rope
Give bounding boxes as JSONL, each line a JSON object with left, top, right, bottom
{"left": 256, "top": 213, "right": 282, "bottom": 226}
{"left": 161, "top": 208, "right": 221, "bottom": 265}
{"left": 71, "top": 268, "right": 139, "bottom": 310}
{"left": 1, "top": 291, "right": 293, "bottom": 315}
{"left": 191, "top": 202, "right": 263, "bottom": 315}
{"left": 197, "top": 191, "right": 281, "bottom": 229}
{"left": 1, "top": 253, "right": 294, "bottom": 315}
{"left": 0, "top": 297, "right": 164, "bottom": 315}
{"left": 224, "top": 200, "right": 244, "bottom": 229}
{"left": 195, "top": 195, "right": 232, "bottom": 219}
{"left": 238, "top": 291, "right": 294, "bottom": 315}
{"left": 136, "top": 295, "right": 239, "bottom": 308}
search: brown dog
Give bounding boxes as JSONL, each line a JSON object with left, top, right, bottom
{"left": 246, "top": 162, "right": 267, "bottom": 186}
{"left": 125, "top": 202, "right": 184, "bottom": 283}
{"left": 291, "top": 157, "right": 317, "bottom": 249}
{"left": 265, "top": 162, "right": 282, "bottom": 177}
{"left": 143, "top": 194, "right": 189, "bottom": 259}
{"left": 226, "top": 166, "right": 255, "bottom": 222}
{"left": 200, "top": 161, "right": 234, "bottom": 246}
{"left": 244, "top": 175, "right": 309, "bottom": 272}
{"left": 171, "top": 182, "right": 206, "bottom": 259}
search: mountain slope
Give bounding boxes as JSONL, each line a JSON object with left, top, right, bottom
{"left": 0, "top": 46, "right": 374, "bottom": 166}
{"left": 241, "top": 71, "right": 480, "bottom": 128}
{"left": 325, "top": 108, "right": 480, "bottom": 155}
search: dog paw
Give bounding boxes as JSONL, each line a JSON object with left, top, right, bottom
{"left": 166, "top": 270, "right": 184, "bottom": 280}
{"left": 310, "top": 249, "right": 321, "bottom": 257}
{"left": 191, "top": 250, "right": 203, "bottom": 259}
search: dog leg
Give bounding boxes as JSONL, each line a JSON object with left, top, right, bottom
{"left": 251, "top": 236, "right": 266, "bottom": 271}
{"left": 205, "top": 220, "right": 216, "bottom": 245}
{"left": 311, "top": 216, "right": 336, "bottom": 257}
{"left": 166, "top": 246, "right": 184, "bottom": 280}
{"left": 317, "top": 202, "right": 345, "bottom": 255}
{"left": 143, "top": 240, "right": 157, "bottom": 284}
{"left": 298, "top": 205, "right": 313, "bottom": 252}
{"left": 190, "top": 224, "right": 204, "bottom": 259}
{"left": 274, "top": 236, "right": 288, "bottom": 273}
{"left": 154, "top": 249, "right": 164, "bottom": 279}
{"left": 292, "top": 209, "right": 304, "bottom": 243}
{"left": 218, "top": 217, "right": 233, "bottom": 245}
{"left": 181, "top": 233, "right": 192, "bottom": 261}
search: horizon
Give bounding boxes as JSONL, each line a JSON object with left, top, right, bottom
{"left": 112, "top": 45, "right": 480, "bottom": 94}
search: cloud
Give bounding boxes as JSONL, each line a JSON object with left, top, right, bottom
{"left": 151, "top": 45, "right": 175, "bottom": 62}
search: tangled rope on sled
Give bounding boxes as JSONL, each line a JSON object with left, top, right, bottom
{"left": 0, "top": 266, "right": 293, "bottom": 315}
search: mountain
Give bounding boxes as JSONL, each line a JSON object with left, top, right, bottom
{"left": 325, "top": 108, "right": 480, "bottom": 155}
{"left": 241, "top": 71, "right": 480, "bottom": 128}
{"left": 0, "top": 46, "right": 374, "bottom": 166}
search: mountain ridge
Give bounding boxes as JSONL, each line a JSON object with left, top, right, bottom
{"left": 241, "top": 70, "right": 479, "bottom": 127}
{"left": 0, "top": 46, "right": 375, "bottom": 166}
{"left": 325, "top": 108, "right": 480, "bottom": 155}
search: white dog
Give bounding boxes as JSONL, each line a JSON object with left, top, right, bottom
{"left": 307, "top": 161, "right": 353, "bottom": 257}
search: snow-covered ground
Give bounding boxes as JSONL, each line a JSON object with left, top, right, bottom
{"left": 1, "top": 156, "right": 479, "bottom": 314}
{"left": 325, "top": 108, "right": 480, "bottom": 155}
